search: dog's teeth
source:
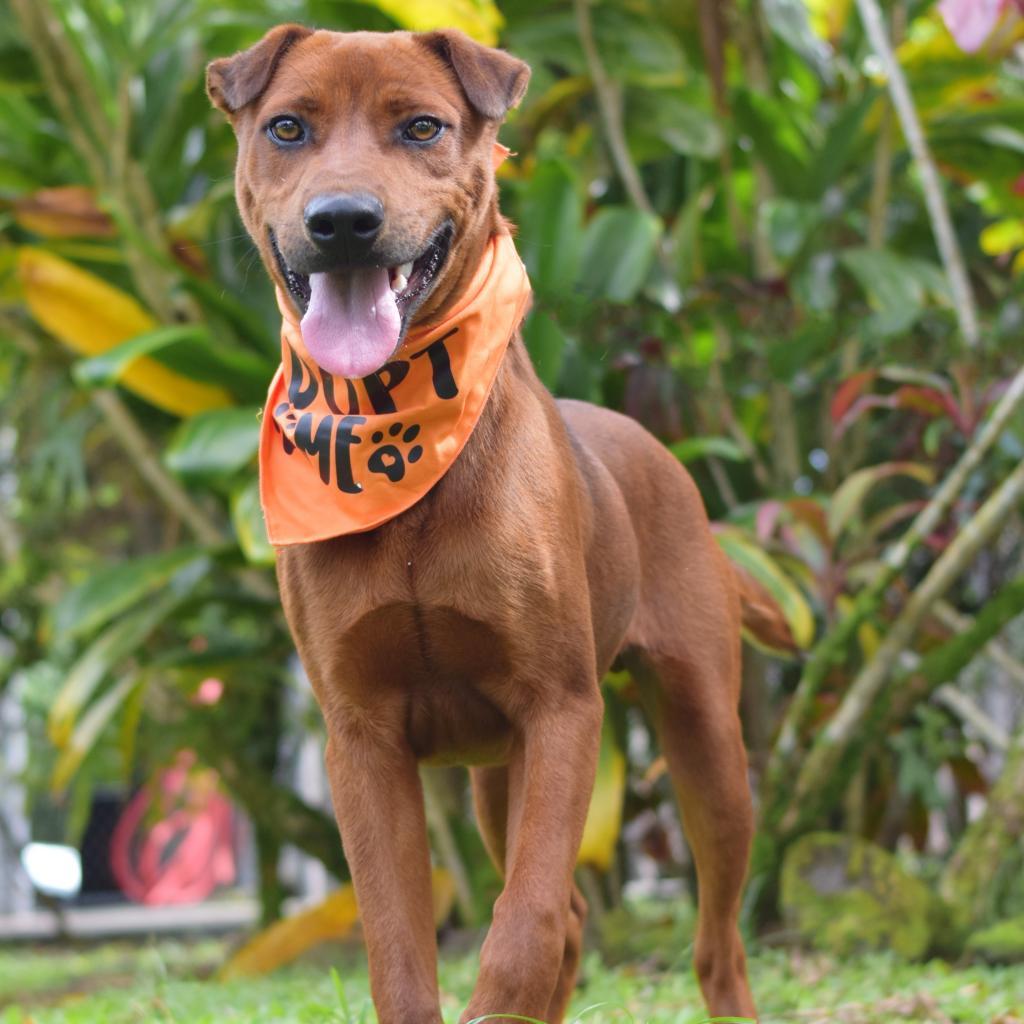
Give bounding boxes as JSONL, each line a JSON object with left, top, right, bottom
{"left": 399, "top": 261, "right": 413, "bottom": 278}
{"left": 392, "top": 273, "right": 408, "bottom": 294}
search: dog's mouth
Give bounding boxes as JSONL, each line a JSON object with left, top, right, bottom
{"left": 269, "top": 222, "right": 453, "bottom": 379}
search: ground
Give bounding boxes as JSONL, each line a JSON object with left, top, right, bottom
{"left": 0, "top": 939, "right": 1022, "bottom": 1024}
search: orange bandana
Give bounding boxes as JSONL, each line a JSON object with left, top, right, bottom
{"left": 258, "top": 231, "right": 531, "bottom": 545}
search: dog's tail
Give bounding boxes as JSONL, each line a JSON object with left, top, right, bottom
{"left": 732, "top": 563, "right": 800, "bottom": 655}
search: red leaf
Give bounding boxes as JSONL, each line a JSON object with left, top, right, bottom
{"left": 831, "top": 370, "right": 877, "bottom": 425}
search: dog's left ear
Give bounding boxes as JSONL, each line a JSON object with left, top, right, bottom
{"left": 207, "top": 23, "right": 313, "bottom": 116}
{"left": 418, "top": 29, "right": 530, "bottom": 121}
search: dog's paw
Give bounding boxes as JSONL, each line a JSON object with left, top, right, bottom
{"left": 367, "top": 422, "right": 423, "bottom": 483}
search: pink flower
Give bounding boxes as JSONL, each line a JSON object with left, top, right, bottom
{"left": 938, "top": 0, "right": 1022, "bottom": 52}
{"left": 192, "top": 677, "right": 224, "bottom": 706}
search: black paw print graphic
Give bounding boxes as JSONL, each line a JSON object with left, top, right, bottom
{"left": 367, "top": 422, "right": 424, "bottom": 483}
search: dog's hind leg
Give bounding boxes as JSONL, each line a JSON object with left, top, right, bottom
{"left": 546, "top": 882, "right": 588, "bottom": 1023}
{"left": 626, "top": 601, "right": 758, "bottom": 1018}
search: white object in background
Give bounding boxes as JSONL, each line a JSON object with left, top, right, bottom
{"left": 20, "top": 843, "right": 82, "bottom": 900}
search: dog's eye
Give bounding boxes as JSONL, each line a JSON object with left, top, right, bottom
{"left": 403, "top": 117, "right": 443, "bottom": 143}
{"left": 268, "top": 117, "right": 305, "bottom": 144}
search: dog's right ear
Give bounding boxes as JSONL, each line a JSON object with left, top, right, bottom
{"left": 206, "top": 24, "right": 313, "bottom": 116}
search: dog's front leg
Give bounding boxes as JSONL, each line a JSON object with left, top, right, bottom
{"left": 324, "top": 726, "right": 441, "bottom": 1024}
{"left": 463, "top": 685, "right": 603, "bottom": 1023}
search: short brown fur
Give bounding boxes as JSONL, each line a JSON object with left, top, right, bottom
{"left": 209, "top": 26, "right": 769, "bottom": 1023}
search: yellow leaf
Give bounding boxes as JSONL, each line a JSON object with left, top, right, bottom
{"left": 980, "top": 219, "right": 1024, "bottom": 257}
{"left": 898, "top": 10, "right": 1024, "bottom": 73}
{"left": 220, "top": 869, "right": 454, "bottom": 978}
{"left": 805, "top": 0, "right": 852, "bottom": 42}
{"left": 577, "top": 713, "right": 625, "bottom": 872}
{"left": 836, "top": 594, "right": 880, "bottom": 661}
{"left": 16, "top": 247, "right": 231, "bottom": 417}
{"left": 361, "top": 0, "right": 503, "bottom": 44}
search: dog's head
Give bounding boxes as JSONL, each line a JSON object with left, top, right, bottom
{"left": 207, "top": 26, "right": 529, "bottom": 378}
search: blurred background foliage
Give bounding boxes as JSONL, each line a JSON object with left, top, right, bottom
{"left": 2, "top": 0, "right": 1024, "bottom": 959}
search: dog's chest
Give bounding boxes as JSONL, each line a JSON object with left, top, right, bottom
{"left": 279, "top": 506, "right": 566, "bottom": 762}
{"left": 340, "top": 599, "right": 519, "bottom": 764}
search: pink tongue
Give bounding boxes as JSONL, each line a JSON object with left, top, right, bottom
{"left": 300, "top": 267, "right": 401, "bottom": 379}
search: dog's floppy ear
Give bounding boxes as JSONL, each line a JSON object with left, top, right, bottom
{"left": 206, "top": 23, "right": 313, "bottom": 116}
{"left": 418, "top": 29, "right": 530, "bottom": 121}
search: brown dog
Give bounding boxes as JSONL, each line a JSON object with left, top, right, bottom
{"left": 209, "top": 25, "right": 773, "bottom": 1023}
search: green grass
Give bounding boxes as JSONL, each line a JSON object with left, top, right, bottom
{"left": 1, "top": 941, "right": 1022, "bottom": 1023}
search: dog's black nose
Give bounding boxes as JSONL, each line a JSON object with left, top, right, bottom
{"left": 304, "top": 193, "right": 385, "bottom": 258}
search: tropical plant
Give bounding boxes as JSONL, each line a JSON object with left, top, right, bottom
{"left": 1, "top": 0, "right": 1022, "bottom": 949}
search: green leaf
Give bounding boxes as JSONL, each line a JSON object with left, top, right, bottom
{"left": 734, "top": 90, "right": 811, "bottom": 198}
{"left": 761, "top": 199, "right": 821, "bottom": 265}
{"left": 48, "top": 560, "right": 207, "bottom": 747}
{"left": 839, "top": 248, "right": 926, "bottom": 338}
{"left": 71, "top": 325, "right": 210, "bottom": 387}
{"left": 521, "top": 310, "right": 568, "bottom": 390}
{"left": 515, "top": 160, "right": 583, "bottom": 301}
{"left": 577, "top": 207, "right": 662, "bottom": 303}
{"left": 146, "top": 333, "right": 271, "bottom": 403}
{"left": 828, "top": 462, "right": 935, "bottom": 540}
{"left": 763, "top": 0, "right": 834, "bottom": 84}
{"left": 670, "top": 436, "right": 747, "bottom": 464}
{"left": 180, "top": 273, "right": 278, "bottom": 357}
{"left": 51, "top": 545, "right": 206, "bottom": 639}
{"left": 165, "top": 406, "right": 261, "bottom": 482}
{"left": 671, "top": 185, "right": 715, "bottom": 288}
{"left": 231, "top": 475, "right": 275, "bottom": 567}
{"left": 593, "top": 7, "right": 686, "bottom": 86}
{"left": 792, "top": 252, "right": 838, "bottom": 314}
{"left": 806, "top": 89, "right": 877, "bottom": 197}
{"left": 555, "top": 337, "right": 602, "bottom": 402}
{"left": 506, "top": 6, "right": 685, "bottom": 87}
{"left": 766, "top": 317, "right": 834, "bottom": 380}
{"left": 625, "top": 90, "right": 723, "bottom": 161}
{"left": 51, "top": 672, "right": 142, "bottom": 793}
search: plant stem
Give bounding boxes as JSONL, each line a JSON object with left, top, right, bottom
{"left": 92, "top": 390, "right": 224, "bottom": 546}
{"left": 934, "top": 600, "right": 1024, "bottom": 692}
{"left": 764, "top": 364, "right": 1024, "bottom": 800}
{"left": 572, "top": 0, "right": 656, "bottom": 218}
{"left": 855, "top": 0, "right": 980, "bottom": 348}
{"left": 934, "top": 684, "right": 1010, "bottom": 751}
{"left": 887, "top": 576, "right": 1024, "bottom": 725}
{"left": 781, "top": 459, "right": 1024, "bottom": 834}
